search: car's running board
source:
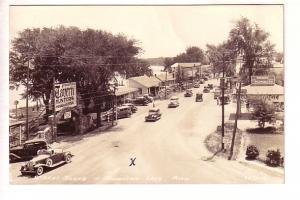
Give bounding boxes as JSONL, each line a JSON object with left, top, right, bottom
{"left": 48, "top": 161, "right": 66, "bottom": 168}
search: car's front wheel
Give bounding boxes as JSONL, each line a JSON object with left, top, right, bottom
{"left": 46, "top": 158, "right": 53, "bottom": 167}
{"left": 65, "top": 154, "right": 72, "bottom": 163}
{"left": 36, "top": 166, "right": 44, "bottom": 176}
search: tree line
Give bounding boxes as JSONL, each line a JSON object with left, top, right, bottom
{"left": 164, "top": 17, "right": 282, "bottom": 84}
{"left": 10, "top": 26, "right": 152, "bottom": 120}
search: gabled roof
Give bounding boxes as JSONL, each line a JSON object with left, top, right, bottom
{"left": 242, "top": 84, "right": 284, "bottom": 95}
{"left": 128, "top": 75, "right": 160, "bottom": 88}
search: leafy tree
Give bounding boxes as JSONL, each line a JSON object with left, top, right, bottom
{"left": 206, "top": 43, "right": 237, "bottom": 77}
{"left": 10, "top": 26, "right": 149, "bottom": 120}
{"left": 163, "top": 46, "right": 206, "bottom": 71}
{"left": 227, "top": 17, "right": 275, "bottom": 84}
{"left": 252, "top": 100, "right": 276, "bottom": 128}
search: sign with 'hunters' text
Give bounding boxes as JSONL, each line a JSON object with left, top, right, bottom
{"left": 54, "top": 82, "right": 77, "bottom": 111}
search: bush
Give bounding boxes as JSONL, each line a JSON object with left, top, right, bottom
{"left": 266, "top": 149, "right": 282, "bottom": 167}
{"left": 246, "top": 145, "right": 259, "bottom": 160}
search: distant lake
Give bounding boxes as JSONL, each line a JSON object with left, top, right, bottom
{"left": 150, "top": 65, "right": 165, "bottom": 75}
{"left": 9, "top": 84, "right": 37, "bottom": 110}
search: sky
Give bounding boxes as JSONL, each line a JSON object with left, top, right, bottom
{"left": 9, "top": 5, "right": 283, "bottom": 58}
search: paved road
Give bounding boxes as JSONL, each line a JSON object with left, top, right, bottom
{"left": 10, "top": 79, "right": 284, "bottom": 184}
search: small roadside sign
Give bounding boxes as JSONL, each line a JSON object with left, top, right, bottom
{"left": 64, "top": 111, "right": 72, "bottom": 119}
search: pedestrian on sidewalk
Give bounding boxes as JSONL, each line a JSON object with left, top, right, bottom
{"left": 246, "top": 101, "right": 250, "bottom": 112}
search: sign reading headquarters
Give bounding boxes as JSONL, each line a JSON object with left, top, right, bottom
{"left": 54, "top": 82, "right": 77, "bottom": 111}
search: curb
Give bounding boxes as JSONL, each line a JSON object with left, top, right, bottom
{"left": 238, "top": 159, "right": 284, "bottom": 178}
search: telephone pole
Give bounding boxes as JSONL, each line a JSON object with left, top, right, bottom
{"left": 52, "top": 76, "right": 57, "bottom": 142}
{"left": 221, "top": 53, "right": 226, "bottom": 150}
{"left": 26, "top": 60, "right": 30, "bottom": 141}
{"left": 228, "top": 81, "right": 242, "bottom": 160}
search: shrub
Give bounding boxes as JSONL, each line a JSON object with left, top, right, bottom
{"left": 266, "top": 149, "right": 282, "bottom": 167}
{"left": 246, "top": 145, "right": 259, "bottom": 160}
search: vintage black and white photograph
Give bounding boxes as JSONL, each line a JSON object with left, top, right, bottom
{"left": 8, "top": 5, "right": 284, "bottom": 184}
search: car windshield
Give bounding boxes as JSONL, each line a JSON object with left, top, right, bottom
{"left": 149, "top": 110, "right": 158, "bottom": 115}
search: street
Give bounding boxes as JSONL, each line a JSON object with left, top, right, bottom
{"left": 9, "top": 79, "right": 283, "bottom": 184}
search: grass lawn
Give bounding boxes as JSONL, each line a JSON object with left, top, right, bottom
{"left": 244, "top": 133, "right": 284, "bottom": 161}
{"left": 205, "top": 129, "right": 243, "bottom": 160}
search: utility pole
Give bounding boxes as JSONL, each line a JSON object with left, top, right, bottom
{"left": 221, "top": 53, "right": 226, "bottom": 150}
{"left": 26, "top": 60, "right": 30, "bottom": 141}
{"left": 52, "top": 76, "right": 57, "bottom": 142}
{"left": 192, "top": 65, "right": 194, "bottom": 84}
{"left": 165, "top": 70, "right": 167, "bottom": 99}
{"left": 228, "top": 81, "right": 242, "bottom": 160}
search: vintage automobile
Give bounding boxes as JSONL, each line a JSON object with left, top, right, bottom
{"left": 20, "top": 148, "right": 73, "bottom": 176}
{"left": 203, "top": 86, "right": 210, "bottom": 93}
{"left": 168, "top": 96, "right": 179, "bottom": 108}
{"left": 217, "top": 95, "right": 230, "bottom": 105}
{"left": 145, "top": 108, "right": 162, "bottom": 122}
{"left": 10, "top": 139, "right": 49, "bottom": 162}
{"left": 122, "top": 103, "right": 138, "bottom": 113}
{"left": 213, "top": 89, "right": 221, "bottom": 99}
{"left": 195, "top": 93, "right": 203, "bottom": 102}
{"left": 105, "top": 106, "right": 132, "bottom": 120}
{"left": 184, "top": 89, "right": 193, "bottom": 97}
{"left": 134, "top": 97, "right": 149, "bottom": 106}
{"left": 143, "top": 94, "right": 154, "bottom": 103}
{"left": 193, "top": 83, "right": 200, "bottom": 88}
{"left": 207, "top": 84, "right": 214, "bottom": 90}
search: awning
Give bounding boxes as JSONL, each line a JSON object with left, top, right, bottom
{"left": 242, "top": 84, "right": 284, "bottom": 95}
{"left": 116, "top": 87, "right": 139, "bottom": 96}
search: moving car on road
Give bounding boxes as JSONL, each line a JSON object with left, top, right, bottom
{"left": 184, "top": 89, "right": 193, "bottom": 97}
{"left": 20, "top": 148, "right": 73, "bottom": 176}
{"left": 168, "top": 96, "right": 180, "bottom": 108}
{"left": 10, "top": 139, "right": 49, "bottom": 162}
{"left": 193, "top": 83, "right": 200, "bottom": 88}
{"left": 203, "top": 86, "right": 210, "bottom": 93}
{"left": 208, "top": 84, "right": 214, "bottom": 90}
{"left": 195, "top": 93, "right": 203, "bottom": 102}
{"left": 145, "top": 108, "right": 162, "bottom": 122}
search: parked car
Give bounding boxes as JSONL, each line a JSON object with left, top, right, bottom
{"left": 193, "top": 83, "right": 200, "bottom": 88}
{"left": 213, "top": 89, "right": 221, "bottom": 99}
{"left": 134, "top": 97, "right": 149, "bottom": 106}
{"left": 122, "top": 103, "right": 137, "bottom": 113}
{"left": 184, "top": 89, "right": 193, "bottom": 97}
{"left": 10, "top": 139, "right": 49, "bottom": 162}
{"left": 217, "top": 95, "right": 230, "bottom": 105}
{"left": 20, "top": 148, "right": 73, "bottom": 176}
{"left": 145, "top": 108, "right": 162, "bottom": 122}
{"left": 143, "top": 94, "right": 154, "bottom": 103}
{"left": 168, "top": 96, "right": 179, "bottom": 108}
{"left": 203, "top": 86, "right": 210, "bottom": 93}
{"left": 195, "top": 93, "right": 203, "bottom": 102}
{"left": 108, "top": 106, "right": 132, "bottom": 119}
{"left": 125, "top": 98, "right": 135, "bottom": 103}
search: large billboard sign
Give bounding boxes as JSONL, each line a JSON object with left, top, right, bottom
{"left": 251, "top": 75, "right": 275, "bottom": 86}
{"left": 54, "top": 82, "right": 77, "bottom": 111}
